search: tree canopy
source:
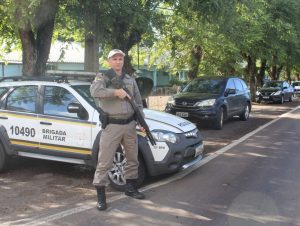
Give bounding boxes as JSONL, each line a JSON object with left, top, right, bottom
{"left": 0, "top": 0, "right": 300, "bottom": 87}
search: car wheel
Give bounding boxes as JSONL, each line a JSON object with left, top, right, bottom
{"left": 108, "top": 146, "right": 146, "bottom": 191}
{"left": 0, "top": 144, "right": 8, "bottom": 172}
{"left": 239, "top": 103, "right": 250, "bottom": 121}
{"left": 279, "top": 95, "right": 284, "bottom": 104}
{"left": 214, "top": 107, "right": 224, "bottom": 130}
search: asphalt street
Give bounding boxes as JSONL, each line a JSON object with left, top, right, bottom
{"left": 3, "top": 106, "right": 298, "bottom": 226}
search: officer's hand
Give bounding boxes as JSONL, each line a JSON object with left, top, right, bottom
{"left": 114, "top": 89, "right": 131, "bottom": 99}
{"left": 138, "top": 125, "right": 146, "bottom": 132}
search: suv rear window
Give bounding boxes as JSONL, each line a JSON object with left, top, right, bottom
{"left": 183, "top": 79, "right": 224, "bottom": 94}
{"left": 6, "top": 86, "right": 37, "bottom": 113}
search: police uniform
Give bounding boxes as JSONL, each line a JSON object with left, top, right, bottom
{"left": 91, "top": 71, "right": 144, "bottom": 187}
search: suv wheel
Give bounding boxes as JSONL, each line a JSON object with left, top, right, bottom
{"left": 239, "top": 103, "right": 250, "bottom": 121}
{"left": 108, "top": 147, "right": 146, "bottom": 191}
{"left": 279, "top": 95, "right": 284, "bottom": 104}
{"left": 214, "top": 107, "right": 224, "bottom": 130}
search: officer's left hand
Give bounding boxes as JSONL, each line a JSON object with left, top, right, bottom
{"left": 138, "top": 125, "right": 145, "bottom": 132}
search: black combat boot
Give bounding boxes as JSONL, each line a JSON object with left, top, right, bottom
{"left": 96, "top": 186, "right": 107, "bottom": 211}
{"left": 125, "top": 179, "right": 145, "bottom": 200}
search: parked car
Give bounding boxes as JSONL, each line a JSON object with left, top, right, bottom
{"left": 165, "top": 76, "right": 251, "bottom": 130}
{"left": 292, "top": 81, "right": 300, "bottom": 97}
{"left": 0, "top": 75, "right": 204, "bottom": 190}
{"left": 256, "top": 80, "right": 293, "bottom": 104}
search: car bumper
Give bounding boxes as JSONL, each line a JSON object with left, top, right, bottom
{"left": 165, "top": 107, "right": 218, "bottom": 121}
{"left": 256, "top": 94, "right": 281, "bottom": 102}
{"left": 138, "top": 132, "right": 204, "bottom": 176}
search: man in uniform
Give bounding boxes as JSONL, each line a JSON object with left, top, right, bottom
{"left": 90, "top": 49, "right": 145, "bottom": 211}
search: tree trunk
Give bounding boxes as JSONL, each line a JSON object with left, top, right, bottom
{"left": 246, "top": 55, "right": 257, "bottom": 101}
{"left": 15, "top": 0, "right": 58, "bottom": 76}
{"left": 18, "top": 22, "right": 37, "bottom": 76}
{"left": 270, "top": 65, "right": 277, "bottom": 80}
{"left": 276, "top": 65, "right": 283, "bottom": 80}
{"left": 187, "top": 45, "right": 203, "bottom": 80}
{"left": 256, "top": 59, "right": 266, "bottom": 87}
{"left": 84, "top": 4, "right": 100, "bottom": 72}
{"left": 286, "top": 66, "right": 291, "bottom": 83}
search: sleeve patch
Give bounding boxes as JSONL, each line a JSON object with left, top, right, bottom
{"left": 94, "top": 73, "right": 104, "bottom": 81}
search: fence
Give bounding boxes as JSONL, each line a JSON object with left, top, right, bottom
{"left": 146, "top": 86, "right": 178, "bottom": 111}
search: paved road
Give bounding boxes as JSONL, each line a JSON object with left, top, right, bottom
{"left": 2, "top": 106, "right": 299, "bottom": 225}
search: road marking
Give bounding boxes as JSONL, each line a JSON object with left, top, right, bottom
{"left": 5, "top": 106, "right": 300, "bottom": 226}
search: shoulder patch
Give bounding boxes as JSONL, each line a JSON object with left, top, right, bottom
{"left": 94, "top": 73, "right": 104, "bottom": 81}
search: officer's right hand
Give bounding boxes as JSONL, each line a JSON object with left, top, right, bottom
{"left": 114, "top": 89, "right": 131, "bottom": 99}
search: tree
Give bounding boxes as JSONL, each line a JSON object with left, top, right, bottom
{"left": 1, "top": 0, "right": 58, "bottom": 76}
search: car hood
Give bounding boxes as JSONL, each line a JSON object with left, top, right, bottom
{"left": 144, "top": 109, "right": 196, "bottom": 133}
{"left": 174, "top": 92, "right": 220, "bottom": 101}
{"left": 259, "top": 87, "right": 281, "bottom": 92}
{"left": 293, "top": 85, "right": 300, "bottom": 90}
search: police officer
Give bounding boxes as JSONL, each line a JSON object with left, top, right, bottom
{"left": 90, "top": 49, "right": 145, "bottom": 211}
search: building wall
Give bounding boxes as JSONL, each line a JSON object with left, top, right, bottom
{"left": 0, "top": 62, "right": 22, "bottom": 77}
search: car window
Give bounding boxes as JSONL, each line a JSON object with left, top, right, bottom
{"left": 292, "top": 82, "right": 300, "bottom": 86}
{"left": 43, "top": 86, "right": 81, "bottom": 119}
{"left": 226, "top": 79, "right": 235, "bottom": 90}
{"left": 233, "top": 79, "right": 243, "bottom": 92}
{"left": 183, "top": 79, "right": 224, "bottom": 94}
{"left": 72, "top": 85, "right": 96, "bottom": 107}
{"left": 240, "top": 79, "right": 248, "bottom": 90}
{"left": 263, "top": 81, "right": 282, "bottom": 88}
{"left": 6, "top": 86, "right": 37, "bottom": 113}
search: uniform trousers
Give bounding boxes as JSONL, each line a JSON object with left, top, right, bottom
{"left": 93, "top": 120, "right": 139, "bottom": 187}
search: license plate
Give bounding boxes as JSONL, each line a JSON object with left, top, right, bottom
{"left": 262, "top": 96, "right": 269, "bottom": 99}
{"left": 195, "top": 144, "right": 204, "bottom": 157}
{"left": 176, "top": 112, "right": 189, "bottom": 117}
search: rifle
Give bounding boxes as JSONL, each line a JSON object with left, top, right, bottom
{"left": 110, "top": 76, "right": 157, "bottom": 146}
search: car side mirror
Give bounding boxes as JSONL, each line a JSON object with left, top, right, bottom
{"left": 67, "top": 103, "right": 88, "bottom": 120}
{"left": 224, "top": 88, "right": 236, "bottom": 96}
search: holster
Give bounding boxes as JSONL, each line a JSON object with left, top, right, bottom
{"left": 99, "top": 112, "right": 109, "bottom": 129}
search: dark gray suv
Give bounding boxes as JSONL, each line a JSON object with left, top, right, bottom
{"left": 165, "top": 76, "right": 251, "bottom": 129}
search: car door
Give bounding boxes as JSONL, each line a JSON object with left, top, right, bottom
{"left": 38, "top": 85, "right": 93, "bottom": 160}
{"left": 0, "top": 85, "right": 41, "bottom": 153}
{"left": 224, "top": 78, "right": 239, "bottom": 116}
{"left": 282, "top": 82, "right": 291, "bottom": 100}
{"left": 233, "top": 78, "right": 246, "bottom": 112}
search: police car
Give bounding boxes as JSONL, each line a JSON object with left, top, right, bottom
{"left": 0, "top": 75, "right": 204, "bottom": 190}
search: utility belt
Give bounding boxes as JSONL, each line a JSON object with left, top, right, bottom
{"left": 108, "top": 115, "right": 135, "bottom": 125}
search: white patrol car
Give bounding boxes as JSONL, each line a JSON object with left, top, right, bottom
{"left": 0, "top": 75, "right": 204, "bottom": 190}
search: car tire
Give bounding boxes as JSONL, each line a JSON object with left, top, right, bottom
{"left": 0, "top": 144, "right": 8, "bottom": 172}
{"left": 214, "top": 107, "right": 224, "bottom": 130}
{"left": 239, "top": 103, "right": 250, "bottom": 121}
{"left": 279, "top": 95, "right": 284, "bottom": 104}
{"left": 108, "top": 146, "right": 146, "bottom": 191}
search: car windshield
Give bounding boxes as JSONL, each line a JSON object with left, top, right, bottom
{"left": 182, "top": 79, "right": 224, "bottom": 94}
{"left": 72, "top": 85, "right": 96, "bottom": 108}
{"left": 292, "top": 82, "right": 300, "bottom": 86}
{"left": 263, "top": 82, "right": 282, "bottom": 88}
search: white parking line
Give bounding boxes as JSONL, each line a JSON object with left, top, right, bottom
{"left": 5, "top": 106, "right": 300, "bottom": 226}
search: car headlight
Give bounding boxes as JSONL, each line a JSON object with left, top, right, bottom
{"left": 194, "top": 99, "right": 216, "bottom": 107}
{"left": 167, "top": 96, "right": 175, "bottom": 105}
{"left": 151, "top": 130, "right": 179, "bottom": 144}
{"left": 272, "top": 91, "right": 282, "bottom": 96}
{"left": 255, "top": 91, "right": 261, "bottom": 96}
